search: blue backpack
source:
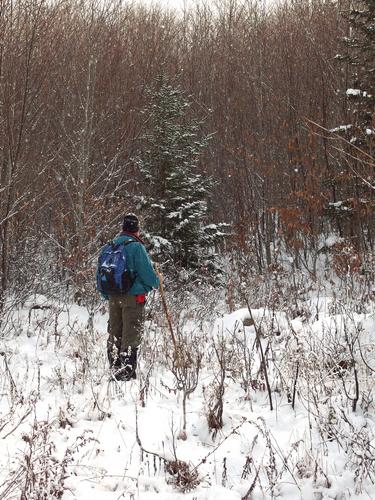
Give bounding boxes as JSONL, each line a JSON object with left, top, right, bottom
{"left": 96, "top": 240, "right": 135, "bottom": 295}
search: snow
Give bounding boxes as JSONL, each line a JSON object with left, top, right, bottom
{"left": 346, "top": 89, "right": 361, "bottom": 96}
{"left": 328, "top": 201, "right": 352, "bottom": 211}
{"left": 324, "top": 234, "right": 343, "bottom": 248}
{"left": 1, "top": 291, "right": 375, "bottom": 498}
{"left": 329, "top": 124, "right": 352, "bottom": 133}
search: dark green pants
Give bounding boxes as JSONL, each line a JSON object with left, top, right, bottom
{"left": 107, "top": 295, "right": 145, "bottom": 366}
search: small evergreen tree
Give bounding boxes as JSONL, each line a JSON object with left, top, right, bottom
{"left": 134, "top": 76, "right": 226, "bottom": 276}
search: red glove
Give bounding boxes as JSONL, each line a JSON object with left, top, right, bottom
{"left": 135, "top": 294, "right": 146, "bottom": 304}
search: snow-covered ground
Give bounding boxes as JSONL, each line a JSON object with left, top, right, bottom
{"left": 1, "top": 292, "right": 375, "bottom": 499}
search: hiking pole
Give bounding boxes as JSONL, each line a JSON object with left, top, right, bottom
{"left": 156, "top": 267, "right": 178, "bottom": 355}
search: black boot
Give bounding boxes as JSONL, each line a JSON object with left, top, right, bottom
{"left": 115, "top": 346, "right": 138, "bottom": 381}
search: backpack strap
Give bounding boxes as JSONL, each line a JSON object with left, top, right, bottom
{"left": 124, "top": 240, "right": 136, "bottom": 246}
{"left": 111, "top": 239, "right": 136, "bottom": 250}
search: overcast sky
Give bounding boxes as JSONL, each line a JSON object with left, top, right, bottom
{"left": 137, "top": 0, "right": 273, "bottom": 12}
{"left": 138, "top": 0, "right": 204, "bottom": 10}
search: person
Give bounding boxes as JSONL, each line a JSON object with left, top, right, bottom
{"left": 100, "top": 213, "right": 160, "bottom": 381}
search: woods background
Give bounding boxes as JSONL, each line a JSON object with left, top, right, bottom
{"left": 1, "top": 0, "right": 373, "bottom": 308}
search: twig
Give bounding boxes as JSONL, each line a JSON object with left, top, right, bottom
{"left": 242, "top": 465, "right": 260, "bottom": 500}
{"left": 0, "top": 408, "right": 32, "bottom": 440}
{"left": 245, "top": 300, "right": 273, "bottom": 411}
{"left": 292, "top": 362, "right": 299, "bottom": 410}
{"left": 192, "top": 418, "right": 248, "bottom": 472}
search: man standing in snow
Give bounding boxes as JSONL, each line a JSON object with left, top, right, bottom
{"left": 98, "top": 213, "right": 160, "bottom": 381}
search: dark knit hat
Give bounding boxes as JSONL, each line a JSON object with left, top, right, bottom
{"left": 122, "top": 213, "right": 140, "bottom": 233}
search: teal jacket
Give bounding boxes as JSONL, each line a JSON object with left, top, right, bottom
{"left": 105, "top": 232, "right": 160, "bottom": 297}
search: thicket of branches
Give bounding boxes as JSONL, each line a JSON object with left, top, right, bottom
{"left": 0, "top": 0, "right": 372, "bottom": 306}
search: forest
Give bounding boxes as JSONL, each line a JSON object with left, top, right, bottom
{"left": 1, "top": 0, "right": 374, "bottom": 302}
{"left": 1, "top": 0, "right": 375, "bottom": 498}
